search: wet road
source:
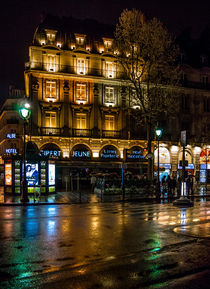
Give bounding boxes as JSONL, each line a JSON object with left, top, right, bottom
{"left": 0, "top": 200, "right": 209, "bottom": 289}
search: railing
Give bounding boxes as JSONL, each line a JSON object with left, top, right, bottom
{"left": 102, "top": 130, "right": 121, "bottom": 138}
{"left": 26, "top": 61, "right": 126, "bottom": 79}
{"left": 40, "top": 127, "right": 62, "bottom": 136}
{"left": 72, "top": 129, "right": 92, "bottom": 137}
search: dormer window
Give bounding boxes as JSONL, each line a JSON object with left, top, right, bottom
{"left": 45, "top": 29, "right": 57, "bottom": 44}
{"left": 75, "top": 34, "right": 86, "bottom": 47}
{"left": 103, "top": 38, "right": 113, "bottom": 51}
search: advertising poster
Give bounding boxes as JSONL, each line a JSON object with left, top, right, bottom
{"left": 5, "top": 163, "right": 12, "bottom": 185}
{"left": 48, "top": 164, "right": 55, "bottom": 185}
{"left": 26, "top": 163, "right": 39, "bottom": 185}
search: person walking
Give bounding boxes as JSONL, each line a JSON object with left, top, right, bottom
{"left": 90, "top": 174, "right": 96, "bottom": 193}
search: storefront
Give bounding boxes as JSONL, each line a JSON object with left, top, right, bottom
{"left": 4, "top": 141, "right": 56, "bottom": 194}
{"left": 154, "top": 147, "right": 171, "bottom": 181}
{"left": 124, "top": 146, "right": 147, "bottom": 175}
{"left": 200, "top": 149, "right": 210, "bottom": 184}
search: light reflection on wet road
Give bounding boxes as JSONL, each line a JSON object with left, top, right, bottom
{"left": 0, "top": 200, "right": 209, "bottom": 288}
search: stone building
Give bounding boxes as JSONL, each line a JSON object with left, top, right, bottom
{"left": 0, "top": 15, "right": 210, "bottom": 191}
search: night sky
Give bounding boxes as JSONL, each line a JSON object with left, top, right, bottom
{"left": 1, "top": 0, "right": 210, "bottom": 99}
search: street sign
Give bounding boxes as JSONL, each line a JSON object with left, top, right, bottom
{"left": 181, "top": 130, "right": 187, "bottom": 146}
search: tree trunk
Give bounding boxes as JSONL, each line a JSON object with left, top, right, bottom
{"left": 147, "top": 120, "right": 153, "bottom": 182}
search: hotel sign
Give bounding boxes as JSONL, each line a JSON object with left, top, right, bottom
{"left": 6, "top": 133, "right": 16, "bottom": 139}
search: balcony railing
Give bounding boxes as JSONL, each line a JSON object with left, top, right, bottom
{"left": 102, "top": 130, "right": 121, "bottom": 138}
{"left": 40, "top": 127, "right": 62, "bottom": 136}
{"left": 26, "top": 61, "right": 126, "bottom": 79}
{"left": 72, "top": 129, "right": 92, "bottom": 137}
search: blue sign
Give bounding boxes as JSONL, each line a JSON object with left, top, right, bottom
{"left": 5, "top": 148, "right": 17, "bottom": 154}
{"left": 101, "top": 149, "right": 119, "bottom": 159}
{"left": 40, "top": 150, "right": 61, "bottom": 157}
{"left": 200, "top": 170, "right": 206, "bottom": 183}
{"left": 200, "top": 164, "right": 210, "bottom": 170}
{"left": 6, "top": 133, "right": 16, "bottom": 139}
{"left": 72, "top": 150, "right": 90, "bottom": 158}
{"left": 159, "top": 163, "right": 171, "bottom": 169}
{"left": 178, "top": 163, "right": 194, "bottom": 170}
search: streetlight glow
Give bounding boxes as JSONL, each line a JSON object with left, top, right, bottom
{"left": 155, "top": 129, "right": 162, "bottom": 138}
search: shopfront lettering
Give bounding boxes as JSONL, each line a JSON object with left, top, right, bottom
{"left": 41, "top": 150, "right": 61, "bottom": 157}
{"left": 5, "top": 148, "right": 17, "bottom": 154}
{"left": 101, "top": 149, "right": 119, "bottom": 158}
{"left": 6, "top": 133, "right": 16, "bottom": 139}
{"left": 72, "top": 150, "right": 90, "bottom": 158}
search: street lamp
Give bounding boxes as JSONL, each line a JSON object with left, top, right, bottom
{"left": 19, "top": 101, "right": 31, "bottom": 202}
{"left": 155, "top": 128, "right": 162, "bottom": 198}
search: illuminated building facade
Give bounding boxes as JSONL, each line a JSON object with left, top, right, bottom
{"left": 1, "top": 16, "right": 210, "bottom": 190}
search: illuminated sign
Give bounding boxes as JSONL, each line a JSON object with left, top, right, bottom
{"left": 101, "top": 149, "right": 119, "bottom": 159}
{"left": 200, "top": 170, "right": 206, "bottom": 183}
{"left": 126, "top": 147, "right": 145, "bottom": 161}
{"left": 5, "top": 148, "right": 17, "bottom": 154}
{"left": 178, "top": 163, "right": 194, "bottom": 170}
{"left": 40, "top": 150, "right": 61, "bottom": 158}
{"left": 26, "top": 163, "right": 39, "bottom": 186}
{"left": 72, "top": 151, "right": 90, "bottom": 158}
{"left": 5, "top": 163, "right": 12, "bottom": 186}
{"left": 48, "top": 164, "right": 55, "bottom": 185}
{"left": 200, "top": 164, "right": 210, "bottom": 170}
{"left": 159, "top": 163, "right": 171, "bottom": 169}
{"left": 6, "top": 133, "right": 16, "bottom": 139}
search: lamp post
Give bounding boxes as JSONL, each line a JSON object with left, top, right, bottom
{"left": 155, "top": 128, "right": 162, "bottom": 199}
{"left": 19, "top": 101, "right": 31, "bottom": 203}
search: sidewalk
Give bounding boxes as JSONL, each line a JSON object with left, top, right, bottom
{"left": 0, "top": 189, "right": 209, "bottom": 206}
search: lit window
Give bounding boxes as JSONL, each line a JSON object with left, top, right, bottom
{"left": 45, "top": 80, "right": 56, "bottom": 101}
{"left": 47, "top": 55, "right": 56, "bottom": 72}
{"left": 105, "top": 62, "right": 114, "bottom": 78}
{"left": 45, "top": 112, "right": 56, "bottom": 127}
{"left": 105, "top": 115, "right": 115, "bottom": 131}
{"left": 75, "top": 113, "right": 87, "bottom": 129}
{"left": 76, "top": 58, "right": 87, "bottom": 75}
{"left": 104, "top": 87, "right": 115, "bottom": 105}
{"left": 76, "top": 83, "right": 87, "bottom": 103}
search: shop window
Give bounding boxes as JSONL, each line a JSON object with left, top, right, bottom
{"left": 45, "top": 80, "right": 57, "bottom": 101}
{"left": 104, "top": 87, "right": 115, "bottom": 105}
{"left": 76, "top": 58, "right": 87, "bottom": 75}
{"left": 105, "top": 62, "right": 114, "bottom": 78}
{"left": 47, "top": 55, "right": 56, "bottom": 72}
{"left": 45, "top": 112, "right": 57, "bottom": 128}
{"left": 75, "top": 83, "right": 87, "bottom": 103}
{"left": 75, "top": 113, "right": 87, "bottom": 129}
{"left": 105, "top": 115, "right": 115, "bottom": 131}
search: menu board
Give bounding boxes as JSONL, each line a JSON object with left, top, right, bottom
{"left": 40, "top": 161, "right": 46, "bottom": 185}
{"left": 5, "top": 163, "right": 12, "bottom": 185}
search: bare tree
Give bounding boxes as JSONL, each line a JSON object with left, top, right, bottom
{"left": 115, "top": 9, "right": 181, "bottom": 180}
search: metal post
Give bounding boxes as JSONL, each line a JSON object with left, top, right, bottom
{"left": 157, "top": 138, "right": 160, "bottom": 198}
{"left": 122, "top": 164, "right": 125, "bottom": 201}
{"left": 21, "top": 120, "right": 29, "bottom": 202}
{"left": 206, "top": 147, "right": 208, "bottom": 193}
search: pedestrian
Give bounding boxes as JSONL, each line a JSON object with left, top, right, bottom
{"left": 161, "top": 175, "right": 166, "bottom": 196}
{"left": 171, "top": 177, "right": 177, "bottom": 197}
{"left": 177, "top": 176, "right": 181, "bottom": 197}
{"left": 90, "top": 174, "right": 96, "bottom": 193}
{"left": 167, "top": 175, "right": 172, "bottom": 198}
{"left": 189, "top": 175, "right": 194, "bottom": 195}
{"left": 186, "top": 176, "right": 190, "bottom": 196}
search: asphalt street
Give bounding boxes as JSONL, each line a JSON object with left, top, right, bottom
{"left": 0, "top": 199, "right": 209, "bottom": 288}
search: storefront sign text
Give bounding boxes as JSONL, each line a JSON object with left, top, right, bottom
{"left": 72, "top": 150, "right": 90, "bottom": 158}
{"left": 101, "top": 149, "right": 119, "bottom": 159}
{"left": 6, "top": 133, "right": 16, "bottom": 139}
{"left": 5, "top": 148, "right": 17, "bottom": 154}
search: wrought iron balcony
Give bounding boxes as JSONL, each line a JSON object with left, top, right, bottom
{"left": 40, "top": 127, "right": 62, "bottom": 136}
{"left": 102, "top": 130, "right": 121, "bottom": 138}
{"left": 72, "top": 129, "right": 92, "bottom": 137}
